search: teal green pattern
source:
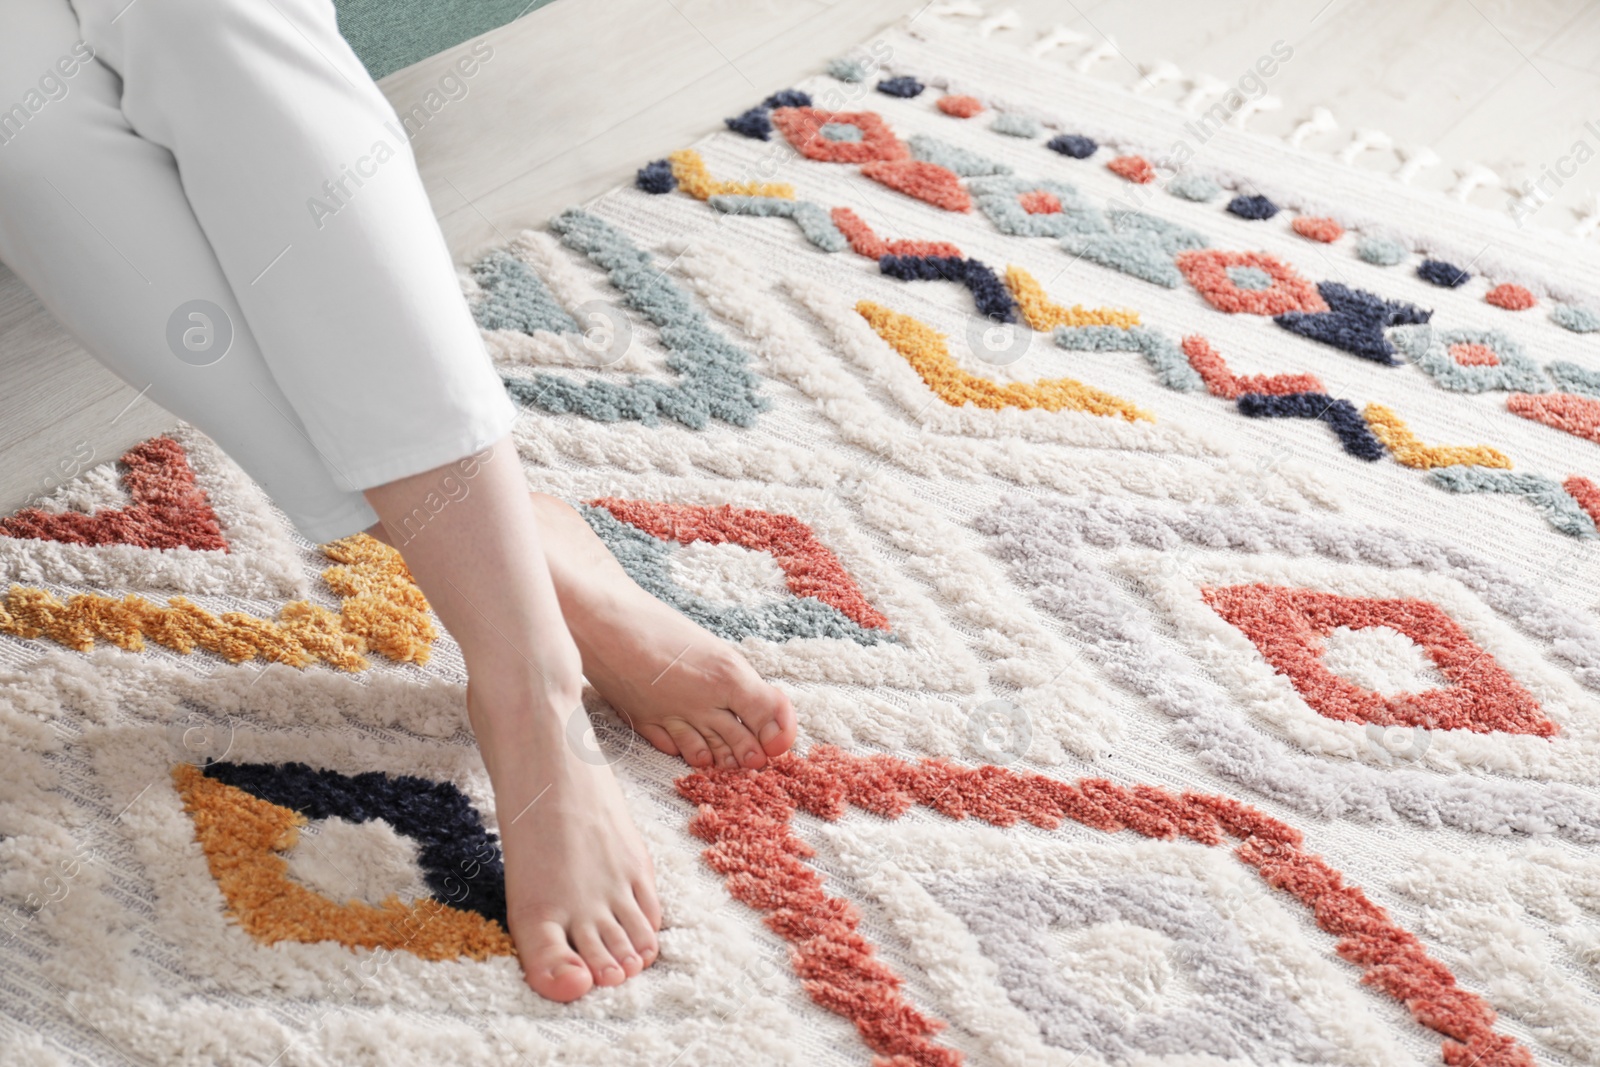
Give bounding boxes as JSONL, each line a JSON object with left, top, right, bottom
{"left": 471, "top": 251, "right": 579, "bottom": 334}
{"left": 580, "top": 506, "right": 894, "bottom": 645}
{"left": 909, "top": 135, "right": 1013, "bottom": 177}
{"left": 1549, "top": 361, "right": 1600, "bottom": 397}
{"left": 1053, "top": 324, "right": 1203, "bottom": 392}
{"left": 1430, "top": 468, "right": 1598, "bottom": 539}
{"left": 491, "top": 209, "right": 768, "bottom": 429}
{"left": 1390, "top": 325, "right": 1549, "bottom": 394}
{"left": 706, "top": 196, "right": 850, "bottom": 253}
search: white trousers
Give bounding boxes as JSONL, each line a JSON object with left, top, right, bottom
{"left": 0, "top": 0, "right": 518, "bottom": 541}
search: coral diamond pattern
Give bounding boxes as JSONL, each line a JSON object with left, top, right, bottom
{"left": 1175, "top": 250, "right": 1329, "bottom": 315}
{"left": 1202, "top": 584, "right": 1558, "bottom": 736}
{"left": 679, "top": 747, "right": 1534, "bottom": 1067}
{"left": 0, "top": 436, "right": 227, "bottom": 551}
{"left": 588, "top": 497, "right": 893, "bottom": 634}
{"left": 771, "top": 107, "right": 907, "bottom": 163}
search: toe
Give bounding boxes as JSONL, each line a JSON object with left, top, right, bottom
{"left": 661, "top": 719, "right": 712, "bottom": 768}
{"left": 704, "top": 708, "right": 766, "bottom": 769}
{"left": 599, "top": 919, "right": 643, "bottom": 977}
{"left": 574, "top": 925, "right": 628, "bottom": 987}
{"left": 636, "top": 721, "right": 680, "bottom": 757}
{"left": 703, "top": 728, "right": 740, "bottom": 771}
{"left": 618, "top": 891, "right": 660, "bottom": 966}
{"left": 521, "top": 920, "right": 594, "bottom": 1003}
{"left": 725, "top": 670, "right": 796, "bottom": 758}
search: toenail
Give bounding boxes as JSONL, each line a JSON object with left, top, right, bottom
{"left": 742, "top": 750, "right": 763, "bottom": 767}
{"left": 759, "top": 721, "right": 782, "bottom": 747}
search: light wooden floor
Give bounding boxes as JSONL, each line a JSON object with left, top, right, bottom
{"left": 3, "top": 0, "right": 1598, "bottom": 511}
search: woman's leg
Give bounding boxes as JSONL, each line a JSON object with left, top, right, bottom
{"left": 64, "top": 0, "right": 797, "bottom": 767}
{"left": 66, "top": 0, "right": 517, "bottom": 492}
{"left": 0, "top": 0, "right": 790, "bottom": 998}
{"left": 0, "top": 0, "right": 656, "bottom": 998}
{"left": 363, "top": 439, "right": 659, "bottom": 1002}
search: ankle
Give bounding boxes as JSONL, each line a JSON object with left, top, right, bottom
{"left": 472, "top": 698, "right": 580, "bottom": 786}
{"left": 462, "top": 629, "right": 583, "bottom": 693}
{"left": 467, "top": 664, "right": 578, "bottom": 726}
{"left": 540, "top": 554, "right": 625, "bottom": 622}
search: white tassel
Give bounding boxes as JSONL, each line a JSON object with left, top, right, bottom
{"left": 1029, "top": 25, "right": 1086, "bottom": 57}
{"left": 1394, "top": 145, "right": 1440, "bottom": 185}
{"left": 925, "top": 1, "right": 984, "bottom": 18}
{"left": 1451, "top": 162, "right": 1501, "bottom": 202}
{"left": 1231, "top": 93, "right": 1282, "bottom": 128}
{"left": 1178, "top": 74, "right": 1229, "bottom": 113}
{"left": 977, "top": 7, "right": 1022, "bottom": 37}
{"left": 1574, "top": 191, "right": 1600, "bottom": 239}
{"left": 1073, "top": 39, "right": 1121, "bottom": 74}
{"left": 1286, "top": 107, "right": 1337, "bottom": 148}
{"left": 1132, "top": 60, "right": 1184, "bottom": 95}
{"left": 1337, "top": 128, "right": 1392, "bottom": 166}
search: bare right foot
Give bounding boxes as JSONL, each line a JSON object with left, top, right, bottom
{"left": 526, "top": 493, "right": 797, "bottom": 771}
{"left": 366, "top": 499, "right": 798, "bottom": 769}
{"left": 469, "top": 680, "right": 661, "bottom": 1002}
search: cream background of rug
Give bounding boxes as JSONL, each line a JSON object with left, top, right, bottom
{"left": 5, "top": 0, "right": 1600, "bottom": 510}
{"left": 4, "top": 14, "right": 1600, "bottom": 1063}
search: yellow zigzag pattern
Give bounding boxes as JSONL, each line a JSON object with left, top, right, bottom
{"left": 1362, "top": 403, "right": 1512, "bottom": 470}
{"left": 1004, "top": 266, "right": 1141, "bottom": 330}
{"left": 856, "top": 300, "right": 1154, "bottom": 423}
{"left": 0, "top": 534, "right": 434, "bottom": 670}
{"left": 669, "top": 149, "right": 794, "bottom": 201}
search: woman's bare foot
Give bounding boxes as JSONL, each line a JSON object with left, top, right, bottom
{"left": 526, "top": 494, "right": 797, "bottom": 771}
{"left": 361, "top": 486, "right": 797, "bottom": 770}
{"left": 361, "top": 440, "right": 662, "bottom": 1003}
{"left": 470, "top": 679, "right": 661, "bottom": 1002}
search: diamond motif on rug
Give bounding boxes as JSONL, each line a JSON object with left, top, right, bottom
{"left": 0, "top": 425, "right": 306, "bottom": 597}
{"left": 1201, "top": 583, "right": 1558, "bottom": 736}
{"left": 0, "top": 436, "right": 225, "bottom": 551}
{"left": 583, "top": 497, "right": 894, "bottom": 646}
{"left": 174, "top": 761, "right": 511, "bottom": 959}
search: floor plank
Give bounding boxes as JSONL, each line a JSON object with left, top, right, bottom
{"left": 418, "top": 0, "right": 917, "bottom": 255}
{"left": 3, "top": 0, "right": 1598, "bottom": 514}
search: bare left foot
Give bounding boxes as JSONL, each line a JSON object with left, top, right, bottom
{"left": 469, "top": 676, "right": 661, "bottom": 1002}
{"left": 527, "top": 494, "right": 796, "bottom": 771}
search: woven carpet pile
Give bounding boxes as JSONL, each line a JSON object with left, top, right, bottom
{"left": 6, "top": 14, "right": 1600, "bottom": 1067}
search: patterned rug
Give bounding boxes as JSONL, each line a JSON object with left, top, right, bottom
{"left": 5, "top": 12, "right": 1600, "bottom": 1067}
